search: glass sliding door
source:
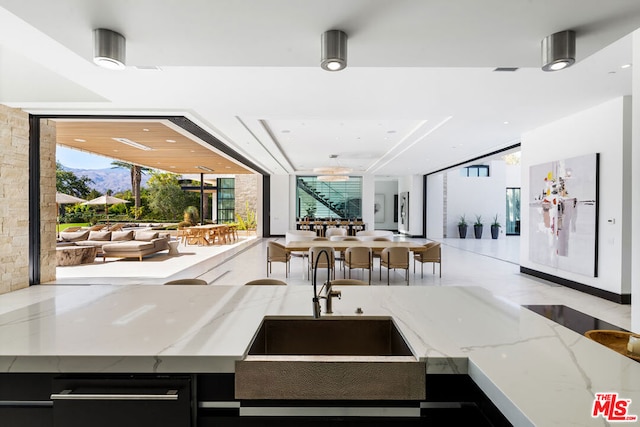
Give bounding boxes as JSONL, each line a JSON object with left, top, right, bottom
{"left": 506, "top": 187, "right": 520, "bottom": 235}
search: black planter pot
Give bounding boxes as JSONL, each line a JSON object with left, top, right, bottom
{"left": 458, "top": 225, "right": 467, "bottom": 239}
{"left": 474, "top": 224, "right": 483, "bottom": 239}
{"left": 491, "top": 225, "right": 500, "bottom": 239}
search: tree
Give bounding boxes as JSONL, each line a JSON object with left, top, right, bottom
{"left": 111, "top": 161, "right": 152, "bottom": 219}
{"left": 146, "top": 172, "right": 190, "bottom": 220}
{"left": 56, "top": 161, "right": 93, "bottom": 198}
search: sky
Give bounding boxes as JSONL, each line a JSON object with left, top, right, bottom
{"left": 57, "top": 146, "right": 114, "bottom": 169}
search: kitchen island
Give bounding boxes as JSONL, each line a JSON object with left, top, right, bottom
{"left": 1, "top": 284, "right": 639, "bottom": 426}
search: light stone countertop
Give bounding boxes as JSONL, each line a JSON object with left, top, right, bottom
{"left": 1, "top": 284, "right": 639, "bottom": 426}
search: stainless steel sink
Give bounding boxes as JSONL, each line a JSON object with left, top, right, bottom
{"left": 235, "top": 316, "right": 426, "bottom": 400}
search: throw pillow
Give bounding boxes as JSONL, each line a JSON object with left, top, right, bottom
{"left": 88, "top": 231, "right": 112, "bottom": 241}
{"left": 111, "top": 230, "right": 134, "bottom": 241}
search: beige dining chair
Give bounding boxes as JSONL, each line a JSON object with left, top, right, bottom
{"left": 344, "top": 247, "right": 372, "bottom": 285}
{"left": 245, "top": 278, "right": 287, "bottom": 285}
{"left": 330, "top": 279, "right": 369, "bottom": 286}
{"left": 380, "top": 246, "right": 410, "bottom": 286}
{"left": 308, "top": 246, "right": 336, "bottom": 280}
{"left": 325, "top": 227, "right": 347, "bottom": 239}
{"left": 267, "top": 241, "right": 291, "bottom": 277}
{"left": 164, "top": 278, "right": 208, "bottom": 285}
{"left": 414, "top": 242, "right": 442, "bottom": 278}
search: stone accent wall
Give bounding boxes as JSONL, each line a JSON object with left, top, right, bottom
{"left": 0, "top": 105, "right": 30, "bottom": 294}
{"left": 40, "top": 119, "right": 57, "bottom": 283}
{"left": 234, "top": 174, "right": 259, "bottom": 225}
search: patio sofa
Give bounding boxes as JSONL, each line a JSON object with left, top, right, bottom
{"left": 58, "top": 229, "right": 170, "bottom": 261}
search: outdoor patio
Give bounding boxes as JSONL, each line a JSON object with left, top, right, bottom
{"left": 48, "top": 234, "right": 259, "bottom": 286}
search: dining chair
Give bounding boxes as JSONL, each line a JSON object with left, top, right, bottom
{"left": 267, "top": 241, "right": 291, "bottom": 277}
{"left": 245, "top": 278, "right": 287, "bottom": 286}
{"left": 380, "top": 247, "right": 410, "bottom": 286}
{"left": 308, "top": 246, "right": 336, "bottom": 280}
{"left": 414, "top": 242, "right": 442, "bottom": 278}
{"left": 344, "top": 247, "right": 372, "bottom": 285}
{"left": 330, "top": 279, "right": 369, "bottom": 286}
{"left": 325, "top": 227, "right": 346, "bottom": 239}
{"left": 164, "top": 278, "right": 208, "bottom": 285}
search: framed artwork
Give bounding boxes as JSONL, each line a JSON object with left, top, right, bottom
{"left": 394, "top": 194, "right": 398, "bottom": 222}
{"left": 400, "top": 192, "right": 409, "bottom": 228}
{"left": 374, "top": 194, "right": 385, "bottom": 222}
{"left": 528, "top": 153, "right": 599, "bottom": 277}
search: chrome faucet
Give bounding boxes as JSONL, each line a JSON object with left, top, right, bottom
{"left": 311, "top": 249, "right": 341, "bottom": 318}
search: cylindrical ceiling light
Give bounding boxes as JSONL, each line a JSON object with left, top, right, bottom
{"left": 321, "top": 30, "right": 347, "bottom": 71}
{"left": 541, "top": 30, "right": 575, "bottom": 72}
{"left": 93, "top": 28, "right": 126, "bottom": 70}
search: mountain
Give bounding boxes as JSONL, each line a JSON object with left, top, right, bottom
{"left": 63, "top": 165, "right": 151, "bottom": 194}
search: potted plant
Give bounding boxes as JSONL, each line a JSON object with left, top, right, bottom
{"left": 458, "top": 214, "right": 468, "bottom": 239}
{"left": 474, "top": 214, "right": 483, "bottom": 239}
{"left": 491, "top": 214, "right": 501, "bottom": 239}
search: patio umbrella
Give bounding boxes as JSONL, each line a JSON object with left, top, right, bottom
{"left": 56, "top": 192, "right": 86, "bottom": 237}
{"left": 82, "top": 195, "right": 130, "bottom": 225}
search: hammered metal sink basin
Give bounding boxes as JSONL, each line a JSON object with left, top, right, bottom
{"left": 235, "top": 316, "right": 426, "bottom": 400}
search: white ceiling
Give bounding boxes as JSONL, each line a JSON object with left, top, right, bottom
{"left": 1, "top": 0, "right": 639, "bottom": 176}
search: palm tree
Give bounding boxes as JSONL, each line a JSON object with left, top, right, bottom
{"left": 111, "top": 161, "right": 151, "bottom": 219}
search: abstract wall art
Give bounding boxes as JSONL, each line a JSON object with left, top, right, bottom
{"left": 528, "top": 153, "right": 599, "bottom": 277}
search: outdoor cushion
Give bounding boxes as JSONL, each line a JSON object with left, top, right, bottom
{"left": 111, "top": 230, "right": 134, "bottom": 241}
{"left": 103, "top": 241, "right": 154, "bottom": 252}
{"left": 135, "top": 230, "right": 159, "bottom": 241}
{"left": 60, "top": 230, "right": 90, "bottom": 242}
{"left": 89, "top": 231, "right": 112, "bottom": 241}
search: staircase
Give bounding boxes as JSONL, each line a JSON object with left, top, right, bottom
{"left": 296, "top": 178, "right": 361, "bottom": 218}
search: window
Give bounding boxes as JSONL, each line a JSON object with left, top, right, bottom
{"left": 296, "top": 176, "right": 362, "bottom": 219}
{"left": 506, "top": 187, "right": 521, "bottom": 235}
{"left": 217, "top": 178, "right": 235, "bottom": 222}
{"left": 460, "top": 165, "right": 490, "bottom": 177}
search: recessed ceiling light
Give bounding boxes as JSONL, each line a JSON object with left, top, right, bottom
{"left": 225, "top": 166, "right": 232, "bottom": 169}
{"left": 622, "top": 64, "right": 632, "bottom": 69}
{"left": 503, "top": 121, "right": 510, "bottom": 125}
{"left": 281, "top": 130, "right": 291, "bottom": 133}
{"left": 387, "top": 130, "right": 396, "bottom": 134}
{"left": 142, "top": 128, "right": 149, "bottom": 132}
{"left": 170, "top": 165, "right": 176, "bottom": 169}
{"left": 166, "top": 139, "right": 176, "bottom": 143}
{"left": 195, "top": 165, "right": 214, "bottom": 172}
{"left": 74, "top": 138, "right": 86, "bottom": 142}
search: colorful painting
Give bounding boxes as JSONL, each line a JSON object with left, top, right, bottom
{"left": 528, "top": 153, "right": 599, "bottom": 277}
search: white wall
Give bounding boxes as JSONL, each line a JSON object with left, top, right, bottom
{"left": 426, "top": 173, "right": 444, "bottom": 239}
{"left": 446, "top": 161, "right": 506, "bottom": 238}
{"left": 505, "top": 163, "right": 521, "bottom": 188}
{"left": 269, "top": 174, "right": 290, "bottom": 235}
{"left": 632, "top": 30, "right": 640, "bottom": 332}
{"left": 521, "top": 96, "right": 630, "bottom": 296}
{"left": 374, "top": 180, "right": 398, "bottom": 230}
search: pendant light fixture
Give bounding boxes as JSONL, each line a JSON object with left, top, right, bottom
{"left": 321, "top": 30, "right": 348, "bottom": 71}
{"left": 93, "top": 28, "right": 126, "bottom": 70}
{"left": 314, "top": 154, "right": 351, "bottom": 181}
{"left": 541, "top": 30, "right": 575, "bottom": 72}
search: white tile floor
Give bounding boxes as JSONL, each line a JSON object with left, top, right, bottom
{"left": 50, "top": 234, "right": 631, "bottom": 331}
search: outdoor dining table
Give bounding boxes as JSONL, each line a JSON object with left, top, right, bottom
{"left": 185, "top": 224, "right": 230, "bottom": 246}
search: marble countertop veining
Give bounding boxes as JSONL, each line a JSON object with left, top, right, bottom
{"left": 1, "top": 284, "right": 639, "bottom": 426}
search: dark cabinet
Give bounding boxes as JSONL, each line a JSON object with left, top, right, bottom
{"left": 51, "top": 375, "right": 192, "bottom": 427}
{"left": 0, "top": 373, "right": 53, "bottom": 427}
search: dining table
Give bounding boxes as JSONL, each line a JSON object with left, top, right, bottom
{"left": 284, "top": 239, "right": 427, "bottom": 253}
{"left": 185, "top": 224, "right": 230, "bottom": 246}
